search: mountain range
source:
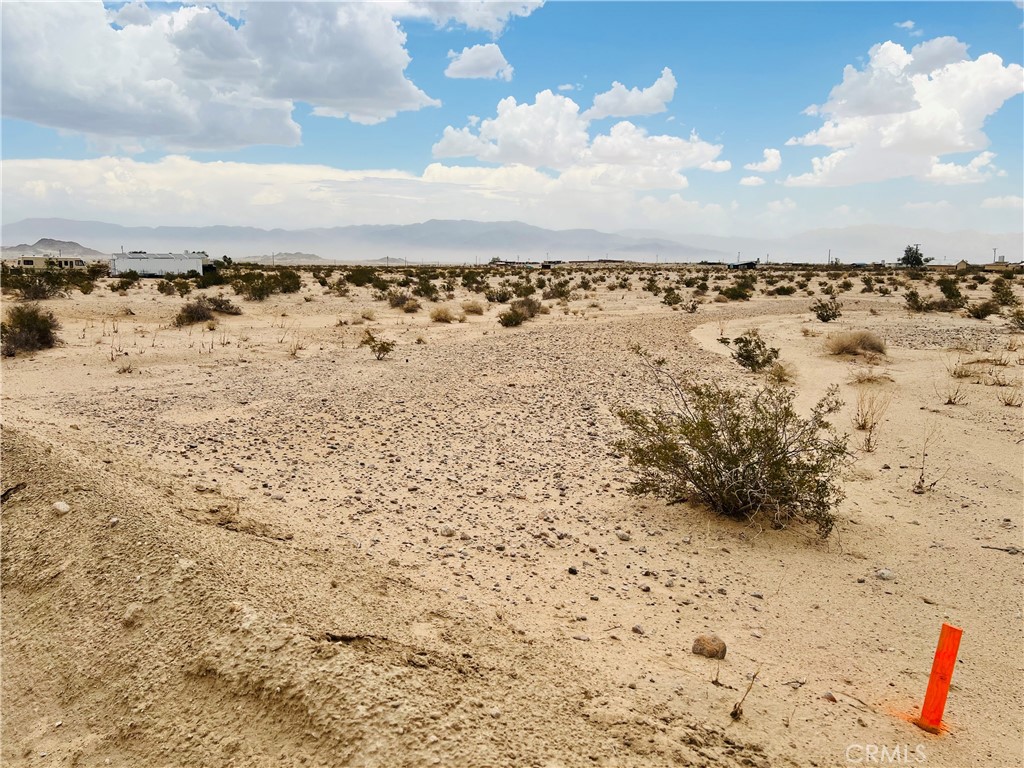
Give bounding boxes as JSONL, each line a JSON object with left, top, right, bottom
{"left": 2, "top": 218, "right": 1019, "bottom": 265}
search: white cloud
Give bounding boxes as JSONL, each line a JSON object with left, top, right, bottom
{"left": 394, "top": 1, "right": 544, "bottom": 35}
{"left": 583, "top": 67, "right": 677, "bottom": 120}
{"left": 433, "top": 90, "right": 590, "bottom": 169}
{"left": 739, "top": 176, "right": 766, "bottom": 186}
{"left": 981, "top": 195, "right": 1024, "bottom": 209}
{"left": 785, "top": 37, "right": 1023, "bottom": 187}
{"left": 743, "top": 148, "right": 782, "bottom": 172}
{"left": 895, "top": 20, "right": 923, "bottom": 37}
{"left": 557, "top": 83, "right": 575, "bottom": 92}
{"left": 432, "top": 85, "right": 727, "bottom": 187}
{"left": 0, "top": 1, "right": 444, "bottom": 149}
{"left": 445, "top": 43, "right": 513, "bottom": 81}
{"left": 926, "top": 151, "right": 999, "bottom": 185}
{"left": 766, "top": 198, "right": 797, "bottom": 214}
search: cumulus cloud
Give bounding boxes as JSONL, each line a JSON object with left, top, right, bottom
{"left": 0, "top": 1, "right": 451, "bottom": 149}
{"left": 743, "top": 148, "right": 782, "bottom": 172}
{"left": 557, "top": 83, "right": 576, "bottom": 91}
{"left": 584, "top": 67, "right": 677, "bottom": 120}
{"left": 784, "top": 37, "right": 1023, "bottom": 187}
{"left": 981, "top": 195, "right": 1024, "bottom": 209}
{"left": 739, "top": 176, "right": 766, "bottom": 186}
{"left": 445, "top": 44, "right": 513, "bottom": 81}
{"left": 895, "top": 20, "right": 923, "bottom": 37}
{"left": 432, "top": 81, "right": 727, "bottom": 187}
{"left": 394, "top": 1, "right": 544, "bottom": 35}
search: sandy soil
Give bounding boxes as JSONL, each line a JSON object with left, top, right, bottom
{"left": 2, "top": 272, "right": 1022, "bottom": 768}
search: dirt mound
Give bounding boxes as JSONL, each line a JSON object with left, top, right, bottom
{"left": 1, "top": 426, "right": 764, "bottom": 767}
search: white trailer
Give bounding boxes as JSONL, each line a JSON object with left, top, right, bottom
{"left": 110, "top": 253, "right": 204, "bottom": 277}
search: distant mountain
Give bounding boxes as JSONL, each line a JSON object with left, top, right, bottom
{"left": 1, "top": 218, "right": 1019, "bottom": 265}
{"left": 1, "top": 237, "right": 106, "bottom": 259}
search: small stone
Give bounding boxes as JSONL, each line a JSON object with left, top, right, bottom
{"left": 488, "top": 707, "right": 501, "bottom": 718}
{"left": 572, "top": 634, "right": 591, "bottom": 642}
{"left": 691, "top": 633, "right": 727, "bottom": 659}
{"left": 440, "top": 525, "right": 455, "bottom": 538}
{"left": 271, "top": 493, "right": 285, "bottom": 501}
{"left": 109, "top": 517, "right": 120, "bottom": 526}
{"left": 751, "top": 631, "right": 763, "bottom": 638}
{"left": 53, "top": 501, "right": 71, "bottom": 516}
{"left": 875, "top": 569, "right": 896, "bottom": 581}
{"left": 857, "top": 578, "right": 866, "bottom": 584}
{"left": 750, "top": 592, "right": 764, "bottom": 599}
{"left": 615, "top": 530, "right": 631, "bottom": 542}
{"left": 122, "top": 602, "right": 144, "bottom": 627}
{"left": 822, "top": 691, "right": 838, "bottom": 703}
{"left": 568, "top": 566, "right": 578, "bottom": 575}
{"left": 632, "top": 624, "right": 645, "bottom": 635}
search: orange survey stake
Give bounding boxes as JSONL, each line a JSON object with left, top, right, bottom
{"left": 915, "top": 623, "right": 963, "bottom": 734}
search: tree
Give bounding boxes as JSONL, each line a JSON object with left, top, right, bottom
{"left": 899, "top": 245, "right": 932, "bottom": 267}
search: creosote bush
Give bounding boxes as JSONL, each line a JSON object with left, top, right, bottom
{"left": 809, "top": 296, "right": 842, "bottom": 322}
{"left": 359, "top": 328, "right": 396, "bottom": 360}
{"left": 1, "top": 303, "right": 63, "bottom": 356}
{"left": 615, "top": 353, "right": 848, "bottom": 537}
{"left": 727, "top": 329, "right": 779, "bottom": 372}
{"left": 173, "top": 296, "right": 242, "bottom": 326}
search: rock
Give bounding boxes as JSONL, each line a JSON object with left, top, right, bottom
{"left": 572, "top": 634, "right": 591, "bottom": 642}
{"left": 691, "top": 633, "right": 727, "bottom": 659}
{"left": 568, "top": 566, "right": 578, "bottom": 575}
{"left": 440, "top": 524, "right": 455, "bottom": 538}
{"left": 857, "top": 578, "right": 866, "bottom": 584}
{"left": 487, "top": 707, "right": 501, "bottom": 719}
{"left": 615, "top": 530, "right": 631, "bottom": 542}
{"left": 271, "top": 493, "right": 285, "bottom": 501}
{"left": 750, "top": 592, "right": 764, "bottom": 599}
{"left": 109, "top": 517, "right": 120, "bottom": 526}
{"left": 875, "top": 569, "right": 896, "bottom": 581}
{"left": 632, "top": 624, "right": 644, "bottom": 635}
{"left": 52, "top": 501, "right": 71, "bottom": 516}
{"left": 122, "top": 602, "right": 144, "bottom": 627}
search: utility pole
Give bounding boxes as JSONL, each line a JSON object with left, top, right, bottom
{"left": 992, "top": 247, "right": 998, "bottom": 263}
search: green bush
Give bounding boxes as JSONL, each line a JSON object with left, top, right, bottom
{"left": 510, "top": 296, "right": 541, "bottom": 319}
{"left": 359, "top": 328, "right": 396, "bottom": 360}
{"left": 206, "top": 296, "right": 242, "bottom": 315}
{"left": 173, "top": 299, "right": 214, "bottom": 327}
{"left": 991, "top": 277, "right": 1019, "bottom": 307}
{"left": 2, "top": 303, "right": 62, "bottom": 356}
{"left": 810, "top": 296, "right": 842, "bottom": 322}
{"left": 345, "top": 266, "right": 378, "bottom": 287}
{"left": 965, "top": 300, "right": 1000, "bottom": 320}
{"left": 728, "top": 329, "right": 779, "bottom": 372}
{"left": 17, "top": 274, "right": 65, "bottom": 300}
{"left": 497, "top": 308, "right": 526, "bottom": 327}
{"left": 485, "top": 287, "right": 513, "bottom": 303}
{"left": 615, "top": 363, "right": 847, "bottom": 537}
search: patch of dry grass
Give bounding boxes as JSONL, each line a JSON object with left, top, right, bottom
{"left": 825, "top": 330, "right": 886, "bottom": 356}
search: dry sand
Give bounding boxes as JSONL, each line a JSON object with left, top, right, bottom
{"left": 2, "top": 272, "right": 1022, "bottom": 767}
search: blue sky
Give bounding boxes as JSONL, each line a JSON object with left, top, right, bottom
{"left": 2, "top": 1, "right": 1022, "bottom": 236}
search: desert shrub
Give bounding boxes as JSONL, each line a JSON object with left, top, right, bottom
{"left": 542, "top": 279, "right": 572, "bottom": 300}
{"left": 413, "top": 276, "right": 439, "bottom": 301}
{"left": 196, "top": 269, "right": 227, "bottom": 289}
{"left": 157, "top": 280, "right": 176, "bottom": 296}
{"left": 991, "top": 277, "right": 1019, "bottom": 307}
{"left": 16, "top": 274, "right": 65, "bottom": 300}
{"left": 810, "top": 296, "right": 842, "bottom": 322}
{"left": 174, "top": 299, "right": 215, "bottom": 326}
{"left": 615, "top": 361, "right": 847, "bottom": 537}
{"left": 718, "top": 284, "right": 751, "bottom": 301}
{"left": 838, "top": 279, "right": 854, "bottom": 292}
{"left": 513, "top": 281, "right": 536, "bottom": 298}
{"left": 662, "top": 288, "right": 683, "bottom": 306}
{"left": 767, "top": 285, "right": 797, "bottom": 296}
{"left": 387, "top": 290, "right": 412, "bottom": 308}
{"left": 275, "top": 269, "right": 302, "bottom": 293}
{"left": 206, "top": 296, "right": 242, "bottom": 315}
{"left": 430, "top": 306, "right": 457, "bottom": 323}
{"left": 345, "top": 266, "right": 377, "bottom": 287}
{"left": 1, "top": 304, "right": 63, "bottom": 356}
{"left": 936, "top": 277, "right": 966, "bottom": 309}
{"left": 359, "top": 328, "right": 395, "bottom": 360}
{"left": 485, "top": 287, "right": 513, "bottom": 304}
{"left": 462, "top": 300, "right": 485, "bottom": 315}
{"left": 497, "top": 308, "right": 526, "bottom": 327}
{"left": 402, "top": 298, "right": 422, "bottom": 313}
{"left": 904, "top": 289, "right": 930, "bottom": 312}
{"left": 510, "top": 296, "right": 541, "bottom": 319}
{"left": 1009, "top": 308, "right": 1024, "bottom": 331}
{"left": 825, "top": 331, "right": 886, "bottom": 356}
{"left": 683, "top": 299, "right": 700, "bottom": 313}
{"left": 729, "top": 329, "right": 779, "bottom": 372}
{"left": 965, "top": 300, "right": 1000, "bottom": 320}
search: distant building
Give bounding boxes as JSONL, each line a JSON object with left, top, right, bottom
{"left": 727, "top": 260, "right": 759, "bottom": 270}
{"left": 110, "top": 252, "right": 205, "bottom": 277}
{"left": 5, "top": 255, "right": 87, "bottom": 271}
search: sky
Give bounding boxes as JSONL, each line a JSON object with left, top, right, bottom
{"left": 2, "top": 1, "right": 1023, "bottom": 238}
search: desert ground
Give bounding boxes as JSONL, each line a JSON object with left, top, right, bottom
{"left": 2, "top": 264, "right": 1022, "bottom": 768}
